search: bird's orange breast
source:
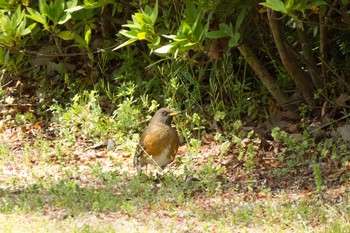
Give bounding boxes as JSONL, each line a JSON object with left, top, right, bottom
{"left": 140, "top": 124, "right": 179, "bottom": 167}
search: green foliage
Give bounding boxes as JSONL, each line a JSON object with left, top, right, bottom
{"left": 155, "top": 1, "right": 212, "bottom": 56}
{"left": 0, "top": 6, "right": 34, "bottom": 46}
{"left": 312, "top": 163, "right": 323, "bottom": 194}
{"left": 26, "top": 0, "right": 78, "bottom": 33}
{"left": 15, "top": 111, "right": 36, "bottom": 125}
{"left": 260, "top": 0, "right": 327, "bottom": 29}
{"left": 115, "top": 0, "right": 159, "bottom": 51}
{"left": 232, "top": 125, "right": 258, "bottom": 170}
{"left": 113, "top": 97, "right": 140, "bottom": 132}
{"left": 206, "top": 23, "right": 240, "bottom": 48}
{"left": 50, "top": 91, "right": 114, "bottom": 144}
{"left": 69, "top": 7, "right": 96, "bottom": 49}
{"left": 195, "top": 161, "right": 226, "bottom": 195}
{"left": 271, "top": 127, "right": 350, "bottom": 181}
{"left": 0, "top": 47, "right": 24, "bottom": 73}
{"left": 260, "top": 0, "right": 327, "bottom": 16}
{"left": 260, "top": 0, "right": 288, "bottom": 14}
{"left": 206, "top": 1, "right": 251, "bottom": 48}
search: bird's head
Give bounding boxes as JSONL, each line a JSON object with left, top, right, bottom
{"left": 151, "top": 108, "right": 181, "bottom": 125}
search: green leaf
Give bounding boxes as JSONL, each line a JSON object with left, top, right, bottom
{"left": 185, "top": 0, "right": 198, "bottom": 23}
{"left": 162, "top": 34, "right": 177, "bottom": 40}
{"left": 53, "top": 0, "right": 65, "bottom": 23}
{"left": 236, "top": 8, "right": 246, "bottom": 31}
{"left": 83, "top": 0, "right": 113, "bottom": 9}
{"left": 228, "top": 32, "right": 240, "bottom": 47}
{"left": 65, "top": 5, "right": 84, "bottom": 13}
{"left": 15, "top": 7, "right": 25, "bottom": 27}
{"left": 26, "top": 7, "right": 45, "bottom": 25}
{"left": 214, "top": 111, "right": 226, "bottom": 121}
{"left": 134, "top": 13, "right": 145, "bottom": 24}
{"left": 0, "top": 1, "right": 9, "bottom": 9}
{"left": 286, "top": 0, "right": 308, "bottom": 12}
{"left": 183, "top": 42, "right": 196, "bottom": 48}
{"left": 137, "top": 32, "right": 147, "bottom": 40}
{"left": 154, "top": 44, "right": 174, "bottom": 54}
{"left": 199, "top": 11, "right": 212, "bottom": 41}
{"left": 153, "top": 36, "right": 161, "bottom": 46}
{"left": 192, "top": 13, "right": 203, "bottom": 39}
{"left": 122, "top": 23, "right": 142, "bottom": 29}
{"left": 88, "top": 51, "right": 94, "bottom": 61}
{"left": 58, "top": 14, "right": 71, "bottom": 24}
{"left": 20, "top": 28, "right": 31, "bottom": 36}
{"left": 150, "top": 0, "right": 158, "bottom": 24}
{"left": 84, "top": 26, "right": 91, "bottom": 45}
{"left": 113, "top": 38, "right": 138, "bottom": 50}
{"left": 38, "top": 0, "right": 47, "bottom": 15}
{"left": 119, "top": 29, "right": 138, "bottom": 39}
{"left": 28, "top": 23, "right": 37, "bottom": 31}
{"left": 74, "top": 34, "right": 86, "bottom": 47}
{"left": 219, "top": 23, "right": 230, "bottom": 34}
{"left": 56, "top": 30, "right": 75, "bottom": 40}
{"left": 180, "top": 22, "right": 193, "bottom": 36}
{"left": 130, "top": 16, "right": 141, "bottom": 27}
{"left": 260, "top": 0, "right": 287, "bottom": 14}
{"left": 42, "top": 4, "right": 54, "bottom": 22}
{"left": 66, "top": 0, "right": 78, "bottom": 9}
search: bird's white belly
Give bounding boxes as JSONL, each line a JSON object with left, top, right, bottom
{"left": 151, "top": 144, "right": 172, "bottom": 167}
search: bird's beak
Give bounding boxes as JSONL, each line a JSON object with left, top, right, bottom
{"left": 169, "top": 110, "right": 181, "bottom": 116}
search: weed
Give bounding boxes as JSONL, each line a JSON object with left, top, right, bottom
{"left": 195, "top": 157, "right": 226, "bottom": 195}
{"left": 50, "top": 90, "right": 119, "bottom": 145}
{"left": 188, "top": 138, "right": 201, "bottom": 155}
{"left": 312, "top": 163, "right": 323, "bottom": 194}
{"left": 33, "top": 136, "right": 51, "bottom": 160}
{"left": 0, "top": 136, "right": 9, "bottom": 160}
{"left": 112, "top": 97, "right": 140, "bottom": 133}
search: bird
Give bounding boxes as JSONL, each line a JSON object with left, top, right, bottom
{"left": 134, "top": 108, "right": 181, "bottom": 172}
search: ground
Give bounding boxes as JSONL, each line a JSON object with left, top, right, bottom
{"left": 1, "top": 85, "right": 350, "bottom": 232}
{"left": 1, "top": 118, "right": 350, "bottom": 232}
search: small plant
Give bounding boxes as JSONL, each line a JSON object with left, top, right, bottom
{"left": 271, "top": 127, "right": 311, "bottom": 166}
{"left": 50, "top": 90, "right": 116, "bottom": 144}
{"left": 26, "top": 0, "right": 78, "bottom": 35}
{"left": 15, "top": 112, "right": 36, "bottom": 125}
{"left": 0, "top": 135, "right": 9, "bottom": 160}
{"left": 0, "top": 6, "right": 34, "bottom": 47}
{"left": 154, "top": 1, "right": 212, "bottom": 57}
{"left": 188, "top": 138, "right": 201, "bottom": 155}
{"left": 195, "top": 157, "right": 226, "bottom": 195}
{"left": 112, "top": 97, "right": 140, "bottom": 132}
{"left": 235, "top": 129, "right": 258, "bottom": 170}
{"left": 115, "top": 0, "right": 159, "bottom": 52}
{"left": 312, "top": 163, "right": 323, "bottom": 194}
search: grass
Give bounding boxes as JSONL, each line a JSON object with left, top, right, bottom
{"left": 1, "top": 143, "right": 350, "bottom": 233}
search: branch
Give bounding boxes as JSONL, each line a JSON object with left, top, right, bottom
{"left": 267, "top": 9, "right": 316, "bottom": 108}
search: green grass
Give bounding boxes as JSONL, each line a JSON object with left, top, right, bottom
{"left": 1, "top": 150, "right": 350, "bottom": 233}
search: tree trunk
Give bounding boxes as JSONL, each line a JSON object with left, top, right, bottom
{"left": 296, "top": 26, "right": 323, "bottom": 90}
{"left": 267, "top": 9, "right": 316, "bottom": 108}
{"left": 238, "top": 42, "right": 293, "bottom": 110}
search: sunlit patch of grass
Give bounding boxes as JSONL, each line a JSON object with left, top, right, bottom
{"left": 1, "top": 155, "right": 350, "bottom": 232}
